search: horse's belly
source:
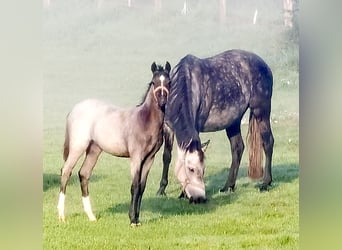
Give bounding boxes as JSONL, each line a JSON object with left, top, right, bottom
{"left": 97, "top": 137, "right": 129, "bottom": 157}
{"left": 92, "top": 117, "right": 130, "bottom": 157}
{"left": 202, "top": 107, "right": 243, "bottom": 132}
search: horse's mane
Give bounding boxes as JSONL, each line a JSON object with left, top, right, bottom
{"left": 166, "top": 55, "right": 202, "bottom": 151}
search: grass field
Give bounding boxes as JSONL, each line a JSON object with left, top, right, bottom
{"left": 43, "top": 1, "right": 299, "bottom": 249}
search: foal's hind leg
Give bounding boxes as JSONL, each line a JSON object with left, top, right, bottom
{"left": 258, "top": 117, "right": 274, "bottom": 191}
{"left": 78, "top": 142, "right": 102, "bottom": 221}
{"left": 58, "top": 149, "right": 84, "bottom": 221}
{"left": 221, "top": 122, "right": 244, "bottom": 192}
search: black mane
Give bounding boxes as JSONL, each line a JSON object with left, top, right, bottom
{"left": 165, "top": 55, "right": 202, "bottom": 150}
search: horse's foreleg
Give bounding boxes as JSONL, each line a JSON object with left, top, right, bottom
{"left": 157, "top": 124, "right": 174, "bottom": 195}
{"left": 137, "top": 156, "right": 154, "bottom": 222}
{"left": 221, "top": 123, "right": 244, "bottom": 192}
{"left": 129, "top": 158, "right": 142, "bottom": 226}
{"left": 129, "top": 155, "right": 155, "bottom": 226}
{"left": 58, "top": 149, "right": 83, "bottom": 222}
{"left": 78, "top": 143, "right": 101, "bottom": 221}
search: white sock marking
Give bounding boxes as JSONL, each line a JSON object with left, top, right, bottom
{"left": 82, "top": 196, "right": 96, "bottom": 221}
{"left": 57, "top": 192, "right": 65, "bottom": 221}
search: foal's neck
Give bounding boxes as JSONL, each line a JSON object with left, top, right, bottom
{"left": 142, "top": 84, "right": 163, "bottom": 112}
{"left": 139, "top": 86, "right": 164, "bottom": 122}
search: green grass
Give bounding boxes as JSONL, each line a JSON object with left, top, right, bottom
{"left": 43, "top": 1, "right": 298, "bottom": 249}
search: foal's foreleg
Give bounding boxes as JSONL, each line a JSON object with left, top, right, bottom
{"left": 129, "top": 155, "right": 155, "bottom": 226}
{"left": 129, "top": 161, "right": 142, "bottom": 226}
{"left": 78, "top": 143, "right": 102, "bottom": 221}
{"left": 157, "top": 124, "right": 174, "bottom": 195}
{"left": 58, "top": 149, "right": 83, "bottom": 222}
{"left": 221, "top": 124, "right": 244, "bottom": 192}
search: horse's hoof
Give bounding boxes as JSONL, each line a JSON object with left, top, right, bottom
{"left": 130, "top": 222, "right": 141, "bottom": 227}
{"left": 259, "top": 183, "right": 270, "bottom": 192}
{"left": 220, "top": 185, "right": 235, "bottom": 193}
{"left": 189, "top": 196, "right": 207, "bottom": 204}
{"left": 156, "top": 189, "right": 166, "bottom": 196}
{"left": 178, "top": 191, "right": 186, "bottom": 199}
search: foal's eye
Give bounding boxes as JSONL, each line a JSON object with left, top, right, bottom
{"left": 189, "top": 167, "right": 195, "bottom": 173}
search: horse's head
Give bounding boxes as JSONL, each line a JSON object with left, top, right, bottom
{"left": 151, "top": 61, "right": 171, "bottom": 109}
{"left": 175, "top": 140, "right": 210, "bottom": 203}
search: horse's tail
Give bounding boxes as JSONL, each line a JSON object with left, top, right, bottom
{"left": 247, "top": 111, "right": 264, "bottom": 179}
{"left": 63, "top": 126, "right": 69, "bottom": 162}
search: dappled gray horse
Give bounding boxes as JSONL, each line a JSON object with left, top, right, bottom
{"left": 157, "top": 50, "right": 274, "bottom": 202}
{"left": 57, "top": 62, "right": 171, "bottom": 226}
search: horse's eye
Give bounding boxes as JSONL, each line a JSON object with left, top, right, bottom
{"left": 188, "top": 167, "right": 195, "bottom": 173}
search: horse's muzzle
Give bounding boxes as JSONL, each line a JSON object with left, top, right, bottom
{"left": 158, "top": 95, "right": 168, "bottom": 108}
{"left": 184, "top": 183, "right": 206, "bottom": 204}
{"left": 189, "top": 196, "right": 207, "bottom": 204}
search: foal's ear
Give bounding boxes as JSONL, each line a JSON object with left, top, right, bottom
{"left": 165, "top": 61, "right": 171, "bottom": 73}
{"left": 151, "top": 62, "right": 157, "bottom": 73}
{"left": 201, "top": 139, "right": 210, "bottom": 152}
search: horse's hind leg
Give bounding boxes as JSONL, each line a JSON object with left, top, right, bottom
{"left": 157, "top": 124, "right": 174, "bottom": 195}
{"left": 58, "top": 149, "right": 84, "bottom": 222}
{"left": 78, "top": 142, "right": 102, "bottom": 221}
{"left": 220, "top": 121, "right": 244, "bottom": 192}
{"left": 259, "top": 117, "right": 274, "bottom": 191}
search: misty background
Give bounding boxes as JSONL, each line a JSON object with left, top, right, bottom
{"left": 43, "top": 0, "right": 299, "bottom": 132}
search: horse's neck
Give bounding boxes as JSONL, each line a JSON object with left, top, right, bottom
{"left": 139, "top": 87, "right": 164, "bottom": 123}
{"left": 166, "top": 86, "right": 199, "bottom": 146}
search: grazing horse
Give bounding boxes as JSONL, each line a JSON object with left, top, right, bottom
{"left": 157, "top": 50, "right": 274, "bottom": 202}
{"left": 57, "top": 62, "right": 171, "bottom": 226}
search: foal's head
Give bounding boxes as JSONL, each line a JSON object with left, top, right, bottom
{"left": 150, "top": 62, "right": 171, "bottom": 109}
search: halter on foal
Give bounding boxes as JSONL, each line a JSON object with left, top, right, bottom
{"left": 57, "top": 62, "right": 171, "bottom": 226}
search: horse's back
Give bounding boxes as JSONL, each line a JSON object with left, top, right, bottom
{"left": 66, "top": 99, "right": 130, "bottom": 155}
{"left": 168, "top": 50, "right": 273, "bottom": 132}
{"left": 67, "top": 99, "right": 113, "bottom": 128}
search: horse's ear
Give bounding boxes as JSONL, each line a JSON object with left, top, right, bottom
{"left": 151, "top": 62, "right": 157, "bottom": 73}
{"left": 165, "top": 61, "right": 171, "bottom": 73}
{"left": 201, "top": 139, "right": 210, "bottom": 152}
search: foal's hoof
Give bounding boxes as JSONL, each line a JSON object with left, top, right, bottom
{"left": 130, "top": 222, "right": 141, "bottom": 227}
{"left": 58, "top": 215, "right": 65, "bottom": 222}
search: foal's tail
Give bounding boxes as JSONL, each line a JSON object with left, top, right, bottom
{"left": 247, "top": 112, "right": 263, "bottom": 179}
{"left": 63, "top": 126, "right": 70, "bottom": 162}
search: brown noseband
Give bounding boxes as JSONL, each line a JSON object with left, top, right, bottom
{"left": 153, "top": 85, "right": 169, "bottom": 97}
{"left": 153, "top": 84, "right": 169, "bottom": 103}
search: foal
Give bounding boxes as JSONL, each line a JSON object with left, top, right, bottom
{"left": 57, "top": 62, "right": 171, "bottom": 226}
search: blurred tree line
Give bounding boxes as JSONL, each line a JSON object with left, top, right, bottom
{"left": 43, "top": 0, "right": 299, "bottom": 43}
